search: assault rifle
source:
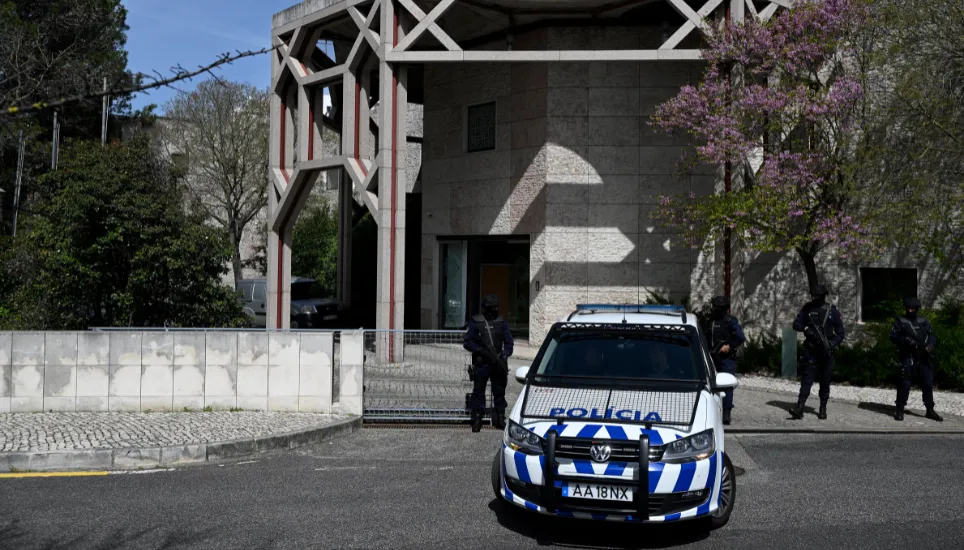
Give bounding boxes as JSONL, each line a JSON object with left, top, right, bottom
{"left": 475, "top": 318, "right": 509, "bottom": 375}
{"left": 475, "top": 344, "right": 509, "bottom": 375}
{"left": 806, "top": 307, "right": 834, "bottom": 358}
{"left": 710, "top": 341, "right": 730, "bottom": 363}
{"left": 897, "top": 317, "right": 936, "bottom": 365}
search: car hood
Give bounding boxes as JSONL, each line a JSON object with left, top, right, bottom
{"left": 291, "top": 298, "right": 339, "bottom": 307}
{"left": 508, "top": 388, "right": 713, "bottom": 444}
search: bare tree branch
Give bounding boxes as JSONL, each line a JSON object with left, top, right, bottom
{"left": 2, "top": 46, "right": 278, "bottom": 118}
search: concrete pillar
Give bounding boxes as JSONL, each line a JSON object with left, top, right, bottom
{"left": 338, "top": 50, "right": 359, "bottom": 311}
{"left": 375, "top": 1, "right": 408, "bottom": 362}
{"left": 267, "top": 215, "right": 293, "bottom": 330}
{"left": 338, "top": 330, "right": 365, "bottom": 415}
{"left": 267, "top": 46, "right": 294, "bottom": 331}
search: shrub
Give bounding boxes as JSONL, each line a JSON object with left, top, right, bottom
{"left": 933, "top": 324, "right": 964, "bottom": 391}
{"left": 832, "top": 322, "right": 900, "bottom": 387}
{"left": 737, "top": 333, "right": 782, "bottom": 376}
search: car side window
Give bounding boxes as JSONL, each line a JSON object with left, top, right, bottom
{"left": 238, "top": 282, "right": 253, "bottom": 301}
{"left": 253, "top": 283, "right": 267, "bottom": 302}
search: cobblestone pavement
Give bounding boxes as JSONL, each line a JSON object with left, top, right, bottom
{"left": 739, "top": 373, "right": 964, "bottom": 419}
{"left": 0, "top": 412, "right": 347, "bottom": 453}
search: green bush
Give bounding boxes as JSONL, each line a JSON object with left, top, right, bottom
{"left": 933, "top": 324, "right": 964, "bottom": 390}
{"left": 832, "top": 322, "right": 900, "bottom": 388}
{"left": 737, "top": 333, "right": 782, "bottom": 376}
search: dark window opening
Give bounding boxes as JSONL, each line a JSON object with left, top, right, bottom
{"left": 467, "top": 102, "right": 496, "bottom": 153}
{"left": 860, "top": 268, "right": 917, "bottom": 322}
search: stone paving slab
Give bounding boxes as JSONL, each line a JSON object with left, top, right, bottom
{"left": 739, "top": 373, "right": 964, "bottom": 418}
{"left": 0, "top": 412, "right": 360, "bottom": 472}
{"left": 730, "top": 386, "right": 964, "bottom": 433}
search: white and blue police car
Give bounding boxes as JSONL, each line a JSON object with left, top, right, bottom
{"left": 491, "top": 304, "right": 738, "bottom": 530}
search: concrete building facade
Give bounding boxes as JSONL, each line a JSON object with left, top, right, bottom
{"left": 269, "top": 0, "right": 960, "bottom": 345}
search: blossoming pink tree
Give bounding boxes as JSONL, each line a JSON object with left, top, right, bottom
{"left": 652, "top": 0, "right": 874, "bottom": 291}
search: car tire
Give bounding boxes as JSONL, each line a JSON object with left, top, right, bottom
{"left": 491, "top": 448, "right": 503, "bottom": 501}
{"left": 703, "top": 452, "right": 736, "bottom": 530}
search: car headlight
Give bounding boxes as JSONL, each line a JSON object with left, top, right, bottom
{"left": 503, "top": 420, "right": 544, "bottom": 455}
{"left": 661, "top": 429, "right": 715, "bottom": 463}
{"left": 293, "top": 305, "right": 317, "bottom": 314}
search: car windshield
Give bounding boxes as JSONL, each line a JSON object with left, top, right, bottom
{"left": 291, "top": 281, "right": 325, "bottom": 301}
{"left": 532, "top": 328, "right": 704, "bottom": 382}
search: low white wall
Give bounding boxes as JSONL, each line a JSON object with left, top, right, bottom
{"left": 0, "top": 331, "right": 363, "bottom": 415}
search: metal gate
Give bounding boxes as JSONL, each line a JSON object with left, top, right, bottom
{"left": 361, "top": 330, "right": 493, "bottom": 423}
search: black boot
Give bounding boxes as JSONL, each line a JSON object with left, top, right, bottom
{"left": 471, "top": 412, "right": 483, "bottom": 433}
{"left": 493, "top": 409, "right": 506, "bottom": 430}
{"left": 789, "top": 401, "right": 805, "bottom": 420}
{"left": 894, "top": 406, "right": 904, "bottom": 421}
{"left": 818, "top": 401, "right": 827, "bottom": 420}
{"left": 722, "top": 408, "right": 732, "bottom": 425}
{"left": 926, "top": 408, "right": 944, "bottom": 422}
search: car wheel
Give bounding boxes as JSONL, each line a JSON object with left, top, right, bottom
{"left": 290, "top": 320, "right": 299, "bottom": 329}
{"left": 706, "top": 453, "right": 736, "bottom": 530}
{"left": 491, "top": 448, "right": 503, "bottom": 500}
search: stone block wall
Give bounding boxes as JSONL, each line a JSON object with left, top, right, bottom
{"left": 420, "top": 26, "right": 715, "bottom": 340}
{"left": 0, "top": 331, "right": 363, "bottom": 415}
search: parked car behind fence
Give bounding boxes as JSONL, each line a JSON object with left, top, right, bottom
{"left": 237, "top": 277, "right": 342, "bottom": 329}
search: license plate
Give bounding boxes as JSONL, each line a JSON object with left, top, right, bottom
{"left": 561, "top": 482, "right": 632, "bottom": 502}
{"left": 323, "top": 315, "right": 337, "bottom": 321}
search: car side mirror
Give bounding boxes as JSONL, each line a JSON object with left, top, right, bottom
{"left": 715, "top": 372, "right": 739, "bottom": 391}
{"left": 515, "top": 366, "right": 529, "bottom": 384}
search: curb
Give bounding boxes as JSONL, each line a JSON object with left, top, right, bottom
{"left": 0, "top": 416, "right": 362, "bottom": 473}
{"left": 726, "top": 427, "right": 964, "bottom": 435}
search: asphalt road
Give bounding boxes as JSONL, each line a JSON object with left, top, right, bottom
{"left": 2, "top": 431, "right": 964, "bottom": 550}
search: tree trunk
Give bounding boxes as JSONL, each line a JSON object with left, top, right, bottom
{"left": 795, "top": 246, "right": 819, "bottom": 292}
{"left": 231, "top": 245, "right": 243, "bottom": 287}
{"left": 229, "top": 217, "right": 243, "bottom": 286}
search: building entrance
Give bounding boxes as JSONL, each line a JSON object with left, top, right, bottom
{"left": 439, "top": 237, "right": 530, "bottom": 339}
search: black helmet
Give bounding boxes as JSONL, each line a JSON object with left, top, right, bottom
{"left": 903, "top": 297, "right": 921, "bottom": 310}
{"left": 482, "top": 294, "right": 500, "bottom": 318}
{"left": 711, "top": 295, "right": 730, "bottom": 309}
{"left": 811, "top": 284, "right": 828, "bottom": 297}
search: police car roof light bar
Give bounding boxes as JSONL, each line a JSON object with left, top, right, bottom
{"left": 571, "top": 304, "right": 688, "bottom": 323}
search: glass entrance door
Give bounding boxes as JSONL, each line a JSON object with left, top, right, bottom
{"left": 440, "top": 241, "right": 468, "bottom": 329}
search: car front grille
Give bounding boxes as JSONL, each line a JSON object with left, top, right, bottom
{"left": 555, "top": 438, "right": 665, "bottom": 462}
{"left": 550, "top": 488, "right": 709, "bottom": 517}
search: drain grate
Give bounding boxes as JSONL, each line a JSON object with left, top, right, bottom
{"left": 363, "top": 423, "right": 502, "bottom": 430}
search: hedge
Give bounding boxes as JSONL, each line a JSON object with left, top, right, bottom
{"left": 736, "top": 301, "right": 964, "bottom": 392}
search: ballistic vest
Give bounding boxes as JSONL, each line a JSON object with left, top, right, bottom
{"left": 709, "top": 316, "right": 737, "bottom": 358}
{"left": 897, "top": 315, "right": 929, "bottom": 351}
{"left": 805, "top": 305, "right": 837, "bottom": 348}
{"left": 472, "top": 314, "right": 506, "bottom": 357}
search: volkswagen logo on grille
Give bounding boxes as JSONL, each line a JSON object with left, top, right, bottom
{"left": 589, "top": 444, "right": 612, "bottom": 463}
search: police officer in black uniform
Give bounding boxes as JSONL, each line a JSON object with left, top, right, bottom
{"left": 705, "top": 296, "right": 746, "bottom": 425}
{"left": 890, "top": 297, "right": 943, "bottom": 422}
{"left": 463, "top": 295, "right": 514, "bottom": 433}
{"left": 790, "top": 283, "right": 846, "bottom": 420}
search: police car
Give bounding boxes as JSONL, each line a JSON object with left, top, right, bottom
{"left": 491, "top": 304, "right": 738, "bottom": 530}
